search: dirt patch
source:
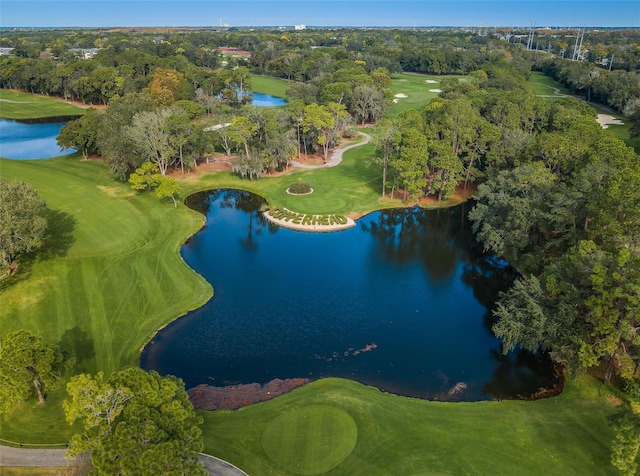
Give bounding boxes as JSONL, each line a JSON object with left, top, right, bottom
{"left": 187, "top": 378, "right": 310, "bottom": 410}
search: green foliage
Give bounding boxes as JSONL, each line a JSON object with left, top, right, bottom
{"left": 155, "top": 176, "right": 181, "bottom": 207}
{"left": 56, "top": 108, "right": 100, "bottom": 159}
{"left": 65, "top": 367, "right": 205, "bottom": 475}
{"left": 0, "top": 179, "right": 48, "bottom": 268}
{"left": 0, "top": 330, "right": 70, "bottom": 412}
{"left": 128, "top": 161, "right": 162, "bottom": 191}
{"left": 287, "top": 183, "right": 312, "bottom": 194}
{"left": 609, "top": 409, "right": 640, "bottom": 476}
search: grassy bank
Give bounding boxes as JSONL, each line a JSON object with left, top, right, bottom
{"left": 0, "top": 89, "right": 86, "bottom": 120}
{"left": 251, "top": 75, "right": 292, "bottom": 99}
{"left": 202, "top": 376, "right": 618, "bottom": 475}
{"left": 0, "top": 155, "right": 212, "bottom": 442}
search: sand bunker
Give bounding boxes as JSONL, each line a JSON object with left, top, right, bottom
{"left": 392, "top": 99, "right": 399, "bottom": 103}
{"left": 596, "top": 114, "right": 624, "bottom": 129}
{"left": 429, "top": 89, "right": 442, "bottom": 93}
{"left": 425, "top": 80, "right": 438, "bottom": 84}
{"left": 394, "top": 93, "right": 408, "bottom": 98}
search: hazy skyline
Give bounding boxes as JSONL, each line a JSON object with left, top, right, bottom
{"left": 1, "top": 1, "right": 638, "bottom": 28}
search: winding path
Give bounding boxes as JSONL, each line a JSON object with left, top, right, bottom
{"left": 290, "top": 131, "right": 371, "bottom": 169}
{"left": 0, "top": 446, "right": 249, "bottom": 476}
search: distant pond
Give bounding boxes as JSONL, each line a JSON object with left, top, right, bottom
{"left": 141, "top": 189, "right": 555, "bottom": 401}
{"left": 251, "top": 92, "right": 287, "bottom": 107}
{"left": 0, "top": 118, "right": 77, "bottom": 160}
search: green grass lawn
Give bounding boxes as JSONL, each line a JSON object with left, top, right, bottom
{"left": 0, "top": 90, "right": 624, "bottom": 475}
{"left": 251, "top": 75, "right": 292, "bottom": 99}
{"left": 529, "top": 71, "right": 570, "bottom": 97}
{"left": 387, "top": 72, "right": 459, "bottom": 117}
{"left": 0, "top": 89, "right": 86, "bottom": 120}
{"left": 0, "top": 155, "right": 212, "bottom": 442}
{"left": 201, "top": 376, "right": 619, "bottom": 475}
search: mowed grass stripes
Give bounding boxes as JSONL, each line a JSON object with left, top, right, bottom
{"left": 0, "top": 156, "right": 212, "bottom": 378}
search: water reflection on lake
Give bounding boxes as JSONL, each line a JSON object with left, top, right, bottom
{"left": 0, "top": 118, "right": 75, "bottom": 159}
{"left": 141, "top": 189, "right": 555, "bottom": 401}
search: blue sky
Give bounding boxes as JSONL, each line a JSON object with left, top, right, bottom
{"left": 1, "top": 1, "right": 638, "bottom": 28}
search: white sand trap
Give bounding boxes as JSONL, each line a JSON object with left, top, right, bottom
{"left": 392, "top": 99, "right": 399, "bottom": 104}
{"left": 394, "top": 93, "right": 408, "bottom": 98}
{"left": 203, "top": 122, "right": 231, "bottom": 131}
{"left": 425, "top": 80, "right": 438, "bottom": 84}
{"left": 596, "top": 114, "right": 624, "bottom": 129}
{"left": 429, "top": 89, "right": 442, "bottom": 93}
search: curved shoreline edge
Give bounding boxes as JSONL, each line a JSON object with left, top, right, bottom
{"left": 263, "top": 207, "right": 356, "bottom": 232}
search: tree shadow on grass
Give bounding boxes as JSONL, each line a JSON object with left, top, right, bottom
{"left": 41, "top": 209, "right": 76, "bottom": 260}
{"left": 0, "top": 209, "right": 76, "bottom": 292}
{"left": 59, "top": 326, "right": 96, "bottom": 374}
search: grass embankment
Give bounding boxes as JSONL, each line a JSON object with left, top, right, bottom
{"left": 0, "top": 89, "right": 86, "bottom": 120}
{"left": 202, "top": 376, "right": 618, "bottom": 475}
{"left": 251, "top": 74, "right": 292, "bottom": 99}
{"left": 0, "top": 156, "right": 211, "bottom": 442}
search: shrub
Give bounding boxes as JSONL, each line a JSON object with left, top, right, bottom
{"left": 288, "top": 183, "right": 312, "bottom": 195}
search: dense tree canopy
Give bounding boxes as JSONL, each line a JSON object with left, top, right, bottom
{"left": 0, "top": 330, "right": 70, "bottom": 412}
{"left": 65, "top": 367, "right": 205, "bottom": 476}
{"left": 0, "top": 179, "right": 48, "bottom": 272}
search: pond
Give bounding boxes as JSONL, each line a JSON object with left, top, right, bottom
{"left": 0, "top": 118, "right": 76, "bottom": 160}
{"left": 140, "top": 189, "right": 555, "bottom": 401}
{"left": 251, "top": 92, "right": 287, "bottom": 107}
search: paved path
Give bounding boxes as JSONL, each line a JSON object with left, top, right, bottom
{"left": 290, "top": 131, "right": 371, "bottom": 169}
{"left": 0, "top": 445, "right": 249, "bottom": 475}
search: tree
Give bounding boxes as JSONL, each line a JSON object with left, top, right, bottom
{"left": 127, "top": 108, "right": 178, "bottom": 176}
{"left": 65, "top": 367, "right": 205, "bottom": 476}
{"left": 0, "top": 330, "right": 69, "bottom": 412}
{"left": 351, "top": 84, "right": 386, "bottom": 125}
{"left": 129, "top": 162, "right": 181, "bottom": 207}
{"left": 391, "top": 127, "right": 429, "bottom": 202}
{"left": 57, "top": 108, "right": 101, "bottom": 159}
{"left": 0, "top": 179, "right": 48, "bottom": 272}
{"left": 147, "top": 67, "right": 187, "bottom": 106}
{"left": 97, "top": 92, "right": 155, "bottom": 181}
{"left": 155, "top": 176, "right": 181, "bottom": 207}
{"left": 228, "top": 116, "right": 258, "bottom": 162}
{"left": 128, "top": 161, "right": 162, "bottom": 191}
{"left": 372, "top": 118, "right": 400, "bottom": 197}
{"left": 302, "top": 103, "right": 335, "bottom": 163}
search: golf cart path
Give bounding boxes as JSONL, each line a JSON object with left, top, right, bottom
{"left": 0, "top": 445, "right": 249, "bottom": 475}
{"left": 290, "top": 131, "right": 371, "bottom": 169}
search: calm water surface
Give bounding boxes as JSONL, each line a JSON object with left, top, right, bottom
{"left": 0, "top": 118, "right": 76, "bottom": 159}
{"left": 141, "top": 190, "right": 554, "bottom": 400}
{"left": 251, "top": 92, "right": 287, "bottom": 107}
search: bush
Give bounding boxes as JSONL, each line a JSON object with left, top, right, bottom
{"left": 288, "top": 183, "right": 312, "bottom": 195}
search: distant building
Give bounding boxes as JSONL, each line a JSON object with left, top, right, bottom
{"left": 0, "top": 47, "right": 15, "bottom": 56}
{"left": 294, "top": 24, "right": 306, "bottom": 30}
{"left": 68, "top": 48, "right": 100, "bottom": 59}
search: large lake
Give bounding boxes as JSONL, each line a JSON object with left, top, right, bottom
{"left": 0, "top": 118, "right": 76, "bottom": 159}
{"left": 141, "top": 189, "right": 555, "bottom": 401}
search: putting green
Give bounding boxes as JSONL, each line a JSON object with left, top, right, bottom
{"left": 261, "top": 405, "right": 358, "bottom": 475}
